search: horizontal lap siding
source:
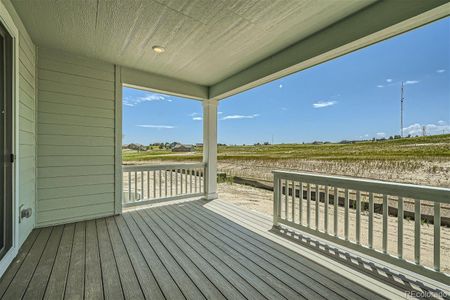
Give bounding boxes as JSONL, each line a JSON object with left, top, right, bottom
{"left": 18, "top": 31, "right": 36, "bottom": 245}
{"left": 37, "top": 48, "right": 116, "bottom": 227}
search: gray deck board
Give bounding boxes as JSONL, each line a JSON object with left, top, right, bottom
{"left": 130, "top": 212, "right": 205, "bottom": 300}
{"left": 189, "top": 201, "right": 371, "bottom": 299}
{"left": 114, "top": 216, "right": 165, "bottom": 300}
{"left": 2, "top": 227, "right": 52, "bottom": 299}
{"left": 23, "top": 225, "right": 63, "bottom": 300}
{"left": 105, "top": 217, "right": 144, "bottom": 300}
{"left": 209, "top": 200, "right": 385, "bottom": 300}
{"left": 85, "top": 219, "right": 103, "bottom": 300}
{"left": 137, "top": 210, "right": 225, "bottom": 300}
{"left": 65, "top": 222, "right": 86, "bottom": 300}
{"left": 44, "top": 223, "right": 75, "bottom": 300}
{"left": 0, "top": 199, "right": 388, "bottom": 300}
{"left": 0, "top": 228, "right": 40, "bottom": 298}
{"left": 175, "top": 204, "right": 329, "bottom": 299}
{"left": 97, "top": 218, "right": 124, "bottom": 300}
{"left": 145, "top": 208, "right": 246, "bottom": 300}
{"left": 162, "top": 205, "right": 299, "bottom": 299}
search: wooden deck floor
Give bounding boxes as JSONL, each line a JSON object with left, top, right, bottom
{"left": 0, "top": 199, "right": 393, "bottom": 299}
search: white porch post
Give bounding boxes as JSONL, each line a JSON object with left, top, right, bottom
{"left": 202, "top": 99, "right": 218, "bottom": 200}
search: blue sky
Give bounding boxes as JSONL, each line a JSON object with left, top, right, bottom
{"left": 122, "top": 17, "right": 450, "bottom": 145}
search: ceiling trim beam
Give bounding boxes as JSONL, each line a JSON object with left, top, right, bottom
{"left": 209, "top": 1, "right": 450, "bottom": 100}
{"left": 121, "top": 66, "right": 208, "bottom": 101}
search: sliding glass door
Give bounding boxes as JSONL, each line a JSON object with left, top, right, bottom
{"left": 0, "top": 20, "right": 13, "bottom": 261}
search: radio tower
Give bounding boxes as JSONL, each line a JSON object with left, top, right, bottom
{"left": 400, "top": 82, "right": 405, "bottom": 137}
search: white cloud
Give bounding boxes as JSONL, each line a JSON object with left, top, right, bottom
{"left": 376, "top": 132, "right": 386, "bottom": 137}
{"left": 386, "top": 78, "right": 393, "bottom": 83}
{"left": 189, "top": 112, "right": 199, "bottom": 117}
{"left": 313, "top": 101, "right": 337, "bottom": 108}
{"left": 404, "top": 80, "right": 419, "bottom": 85}
{"left": 218, "top": 111, "right": 223, "bottom": 115}
{"left": 403, "top": 122, "right": 450, "bottom": 136}
{"left": 377, "top": 85, "right": 384, "bottom": 88}
{"left": 279, "top": 84, "right": 283, "bottom": 88}
{"left": 124, "top": 92, "right": 172, "bottom": 107}
{"left": 436, "top": 69, "right": 446, "bottom": 73}
{"left": 221, "top": 114, "right": 260, "bottom": 120}
{"left": 192, "top": 117, "right": 202, "bottom": 121}
{"left": 137, "top": 125, "right": 175, "bottom": 129}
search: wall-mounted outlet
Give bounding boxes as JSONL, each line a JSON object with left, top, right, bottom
{"left": 19, "top": 205, "right": 32, "bottom": 223}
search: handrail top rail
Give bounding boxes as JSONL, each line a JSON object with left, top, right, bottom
{"left": 272, "top": 170, "right": 450, "bottom": 203}
{"left": 123, "top": 162, "right": 206, "bottom": 171}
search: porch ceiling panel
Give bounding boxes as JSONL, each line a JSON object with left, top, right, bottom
{"left": 11, "top": 0, "right": 373, "bottom": 87}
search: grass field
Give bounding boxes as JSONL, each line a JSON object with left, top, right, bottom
{"left": 124, "top": 134, "right": 450, "bottom": 162}
{"left": 123, "top": 134, "right": 450, "bottom": 187}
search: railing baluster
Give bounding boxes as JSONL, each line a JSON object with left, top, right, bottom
{"left": 159, "top": 170, "right": 162, "bottom": 198}
{"left": 134, "top": 172, "right": 137, "bottom": 200}
{"left": 315, "top": 184, "right": 319, "bottom": 230}
{"left": 334, "top": 187, "right": 338, "bottom": 236}
{"left": 291, "top": 181, "right": 295, "bottom": 222}
{"left": 368, "top": 192, "right": 374, "bottom": 249}
{"left": 307, "top": 183, "right": 311, "bottom": 227}
{"left": 190, "top": 169, "right": 193, "bottom": 194}
{"left": 153, "top": 170, "right": 156, "bottom": 198}
{"left": 383, "top": 194, "right": 388, "bottom": 253}
{"left": 193, "top": 169, "right": 196, "bottom": 193}
{"left": 284, "top": 179, "right": 288, "bottom": 220}
{"left": 175, "top": 169, "right": 179, "bottom": 195}
{"left": 185, "top": 169, "right": 188, "bottom": 194}
{"left": 273, "top": 175, "right": 280, "bottom": 226}
{"left": 171, "top": 170, "right": 174, "bottom": 196}
{"left": 324, "top": 186, "right": 329, "bottom": 234}
{"left": 181, "top": 169, "right": 184, "bottom": 194}
{"left": 398, "top": 196, "right": 403, "bottom": 259}
{"left": 356, "top": 191, "right": 361, "bottom": 244}
{"left": 415, "top": 199, "right": 421, "bottom": 264}
{"left": 147, "top": 171, "right": 150, "bottom": 199}
{"left": 128, "top": 172, "right": 131, "bottom": 202}
{"left": 344, "top": 188, "right": 349, "bottom": 240}
{"left": 434, "top": 202, "right": 441, "bottom": 271}
{"left": 299, "top": 183, "right": 303, "bottom": 225}
{"left": 140, "top": 171, "right": 144, "bottom": 199}
{"left": 164, "top": 169, "right": 168, "bottom": 197}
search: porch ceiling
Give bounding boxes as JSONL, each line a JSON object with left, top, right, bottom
{"left": 11, "top": 0, "right": 372, "bottom": 85}
{"left": 10, "top": 0, "right": 449, "bottom": 99}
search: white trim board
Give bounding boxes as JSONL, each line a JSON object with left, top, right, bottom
{"left": 0, "top": 0, "right": 20, "bottom": 278}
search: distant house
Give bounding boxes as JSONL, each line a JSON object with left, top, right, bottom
{"left": 172, "top": 144, "right": 193, "bottom": 152}
{"left": 127, "top": 143, "right": 146, "bottom": 151}
{"left": 195, "top": 143, "right": 203, "bottom": 147}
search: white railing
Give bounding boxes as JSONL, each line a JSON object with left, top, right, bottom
{"left": 272, "top": 170, "right": 450, "bottom": 284}
{"left": 122, "top": 163, "right": 206, "bottom": 207}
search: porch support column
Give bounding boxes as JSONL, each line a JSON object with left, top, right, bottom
{"left": 202, "top": 99, "right": 218, "bottom": 200}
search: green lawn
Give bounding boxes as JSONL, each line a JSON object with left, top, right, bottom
{"left": 123, "top": 134, "right": 450, "bottom": 162}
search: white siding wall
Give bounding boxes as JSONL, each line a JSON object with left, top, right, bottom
{"left": 18, "top": 31, "right": 36, "bottom": 244}
{"left": 36, "top": 48, "right": 116, "bottom": 226}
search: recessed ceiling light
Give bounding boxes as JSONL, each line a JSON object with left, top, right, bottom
{"left": 152, "top": 46, "right": 165, "bottom": 53}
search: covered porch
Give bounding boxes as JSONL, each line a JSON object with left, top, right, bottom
{"left": 0, "top": 0, "right": 449, "bottom": 298}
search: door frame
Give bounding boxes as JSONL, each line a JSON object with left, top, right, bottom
{"left": 0, "top": 1, "right": 20, "bottom": 277}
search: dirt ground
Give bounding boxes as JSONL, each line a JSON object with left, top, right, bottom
{"left": 217, "top": 182, "right": 450, "bottom": 274}
{"left": 218, "top": 159, "right": 450, "bottom": 188}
